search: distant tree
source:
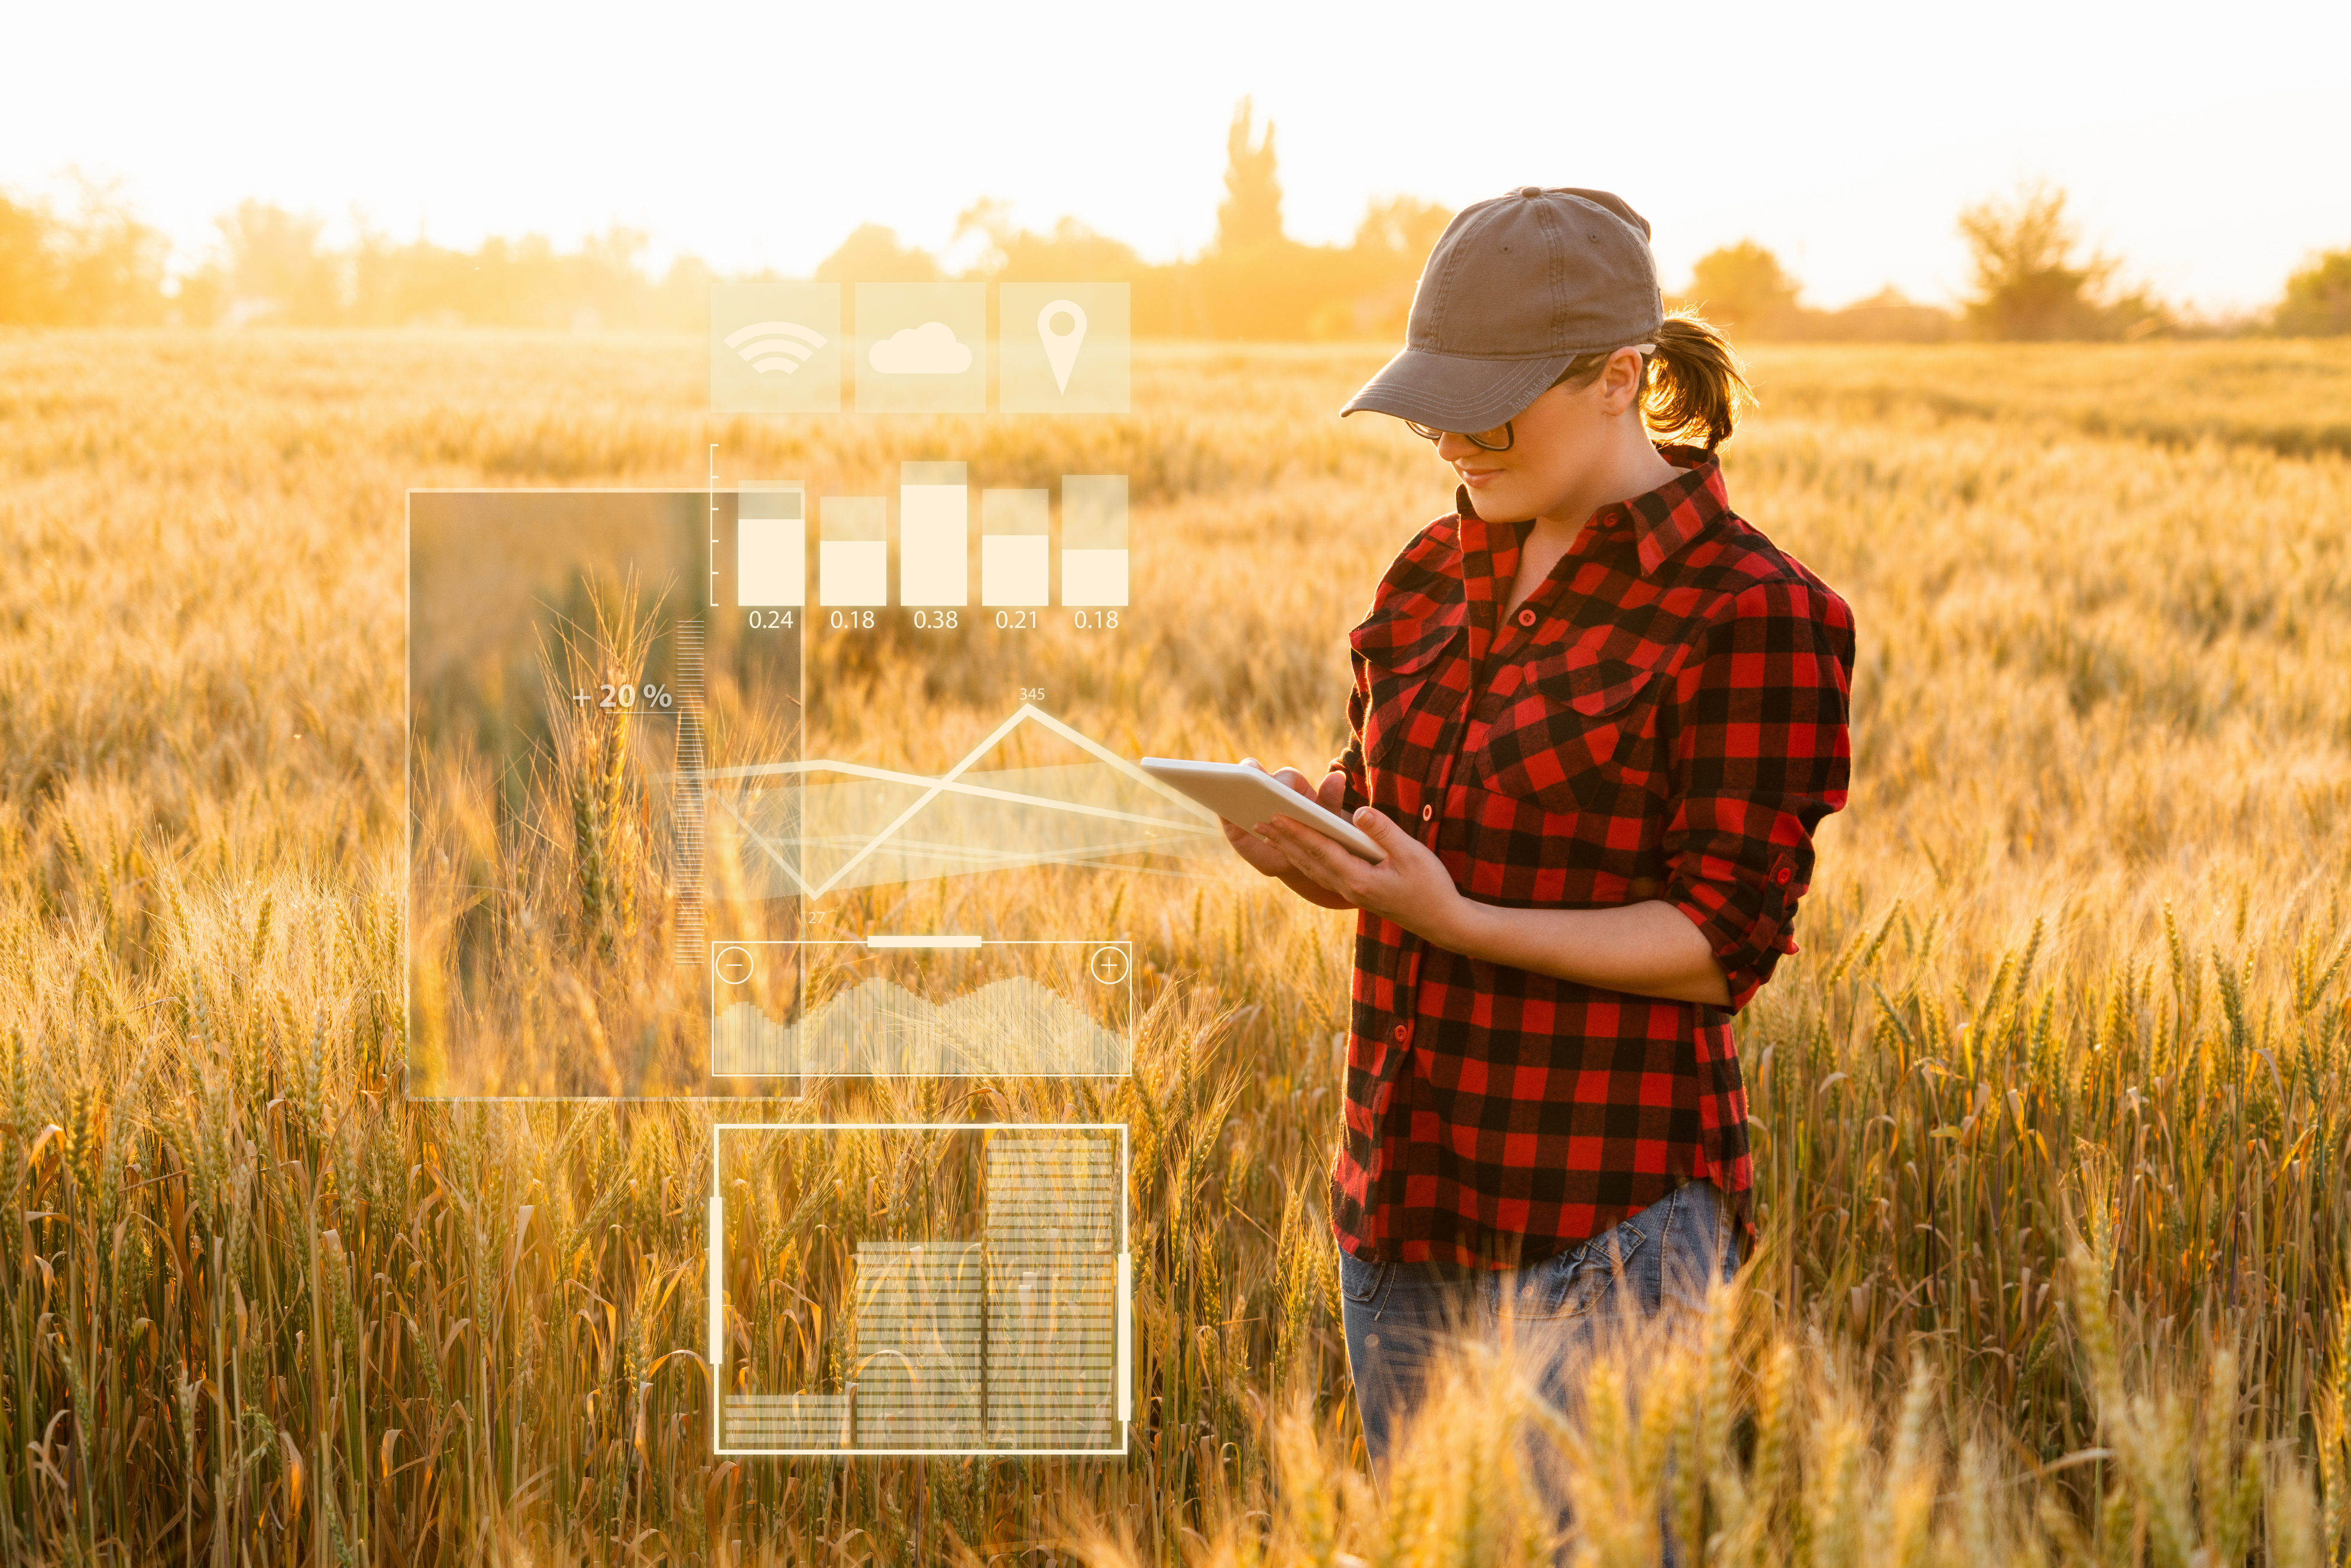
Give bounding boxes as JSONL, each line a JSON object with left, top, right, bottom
{"left": 1808, "top": 284, "right": 1958, "bottom": 343}
{"left": 951, "top": 197, "right": 1019, "bottom": 276}
{"left": 1955, "top": 182, "right": 2166, "bottom": 341}
{"left": 1196, "top": 96, "right": 1338, "bottom": 339}
{"left": 0, "top": 181, "right": 169, "bottom": 325}
{"left": 1001, "top": 218, "right": 1142, "bottom": 282}
{"left": 341, "top": 229, "right": 484, "bottom": 326}
{"left": 814, "top": 223, "right": 941, "bottom": 283}
{"left": 51, "top": 181, "right": 169, "bottom": 325}
{"left": 1322, "top": 195, "right": 1456, "bottom": 339}
{"left": 217, "top": 200, "right": 343, "bottom": 323}
{"left": 1216, "top": 98, "right": 1283, "bottom": 253}
{"left": 951, "top": 201, "right": 1144, "bottom": 282}
{"left": 0, "top": 195, "right": 58, "bottom": 322}
{"left": 1352, "top": 195, "right": 1452, "bottom": 265}
{"left": 1680, "top": 240, "right": 1803, "bottom": 337}
{"left": 565, "top": 226, "right": 660, "bottom": 328}
{"left": 650, "top": 252, "right": 720, "bottom": 331}
{"left": 2275, "top": 247, "right": 2351, "bottom": 336}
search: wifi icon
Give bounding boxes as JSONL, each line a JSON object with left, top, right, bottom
{"left": 726, "top": 320, "right": 828, "bottom": 374}
{"left": 711, "top": 283, "right": 840, "bottom": 413}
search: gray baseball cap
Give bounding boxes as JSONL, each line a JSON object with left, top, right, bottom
{"left": 1341, "top": 185, "right": 1665, "bottom": 432}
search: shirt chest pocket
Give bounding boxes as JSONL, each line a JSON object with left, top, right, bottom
{"left": 1351, "top": 610, "right": 1467, "bottom": 780}
{"left": 1475, "top": 650, "right": 1668, "bottom": 816}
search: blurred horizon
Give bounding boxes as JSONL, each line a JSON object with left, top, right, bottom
{"left": 8, "top": 0, "right": 2350, "bottom": 319}
{"left": 8, "top": 108, "right": 2347, "bottom": 342}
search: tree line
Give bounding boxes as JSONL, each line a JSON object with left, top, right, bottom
{"left": 4, "top": 105, "right": 2346, "bottom": 339}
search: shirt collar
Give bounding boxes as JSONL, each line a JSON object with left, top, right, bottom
{"left": 1452, "top": 442, "right": 1729, "bottom": 579}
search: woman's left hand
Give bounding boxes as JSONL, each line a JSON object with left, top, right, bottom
{"left": 1255, "top": 808, "right": 1467, "bottom": 946}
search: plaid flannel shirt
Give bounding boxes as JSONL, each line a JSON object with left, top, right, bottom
{"left": 1327, "top": 443, "right": 1854, "bottom": 1266}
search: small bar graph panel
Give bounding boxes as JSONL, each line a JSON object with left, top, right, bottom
{"left": 1061, "top": 476, "right": 1129, "bottom": 607}
{"left": 901, "top": 462, "right": 969, "bottom": 607}
{"left": 980, "top": 489, "right": 1050, "bottom": 607}
{"left": 738, "top": 482, "right": 805, "bottom": 607}
{"left": 820, "top": 497, "right": 888, "bottom": 606}
{"left": 713, "top": 1125, "right": 1129, "bottom": 1456}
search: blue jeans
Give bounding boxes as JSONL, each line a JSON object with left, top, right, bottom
{"left": 1339, "top": 1178, "right": 1739, "bottom": 1556}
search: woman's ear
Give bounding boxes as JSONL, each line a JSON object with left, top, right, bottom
{"left": 1600, "top": 347, "right": 1646, "bottom": 416}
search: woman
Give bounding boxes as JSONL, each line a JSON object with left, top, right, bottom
{"left": 1224, "top": 187, "right": 1855, "bottom": 1502}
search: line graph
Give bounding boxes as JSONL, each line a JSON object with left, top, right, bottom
{"left": 710, "top": 939, "right": 1132, "bottom": 1080}
{"left": 699, "top": 704, "right": 1222, "bottom": 899}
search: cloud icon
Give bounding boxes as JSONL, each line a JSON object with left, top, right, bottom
{"left": 868, "top": 320, "right": 973, "bottom": 375}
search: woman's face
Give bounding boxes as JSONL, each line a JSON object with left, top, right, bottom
{"left": 1435, "top": 348, "right": 1647, "bottom": 521}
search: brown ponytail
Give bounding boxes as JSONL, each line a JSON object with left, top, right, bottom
{"left": 1550, "top": 312, "right": 1756, "bottom": 451}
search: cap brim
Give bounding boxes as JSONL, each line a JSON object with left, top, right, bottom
{"left": 1339, "top": 346, "right": 1571, "bottom": 431}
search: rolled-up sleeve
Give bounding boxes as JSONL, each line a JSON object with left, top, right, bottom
{"left": 1662, "top": 578, "right": 1855, "bottom": 1014}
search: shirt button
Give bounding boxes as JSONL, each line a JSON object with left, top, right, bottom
{"left": 1391, "top": 1023, "right": 1409, "bottom": 1043}
{"left": 1420, "top": 804, "right": 1434, "bottom": 822}
{"left": 1775, "top": 866, "right": 1793, "bottom": 885}
{"left": 1517, "top": 608, "right": 1536, "bottom": 627}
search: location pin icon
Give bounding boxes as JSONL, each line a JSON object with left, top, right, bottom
{"left": 1038, "top": 299, "right": 1087, "bottom": 393}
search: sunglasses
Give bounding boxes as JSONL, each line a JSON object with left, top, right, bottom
{"left": 1401, "top": 344, "right": 1658, "bottom": 453}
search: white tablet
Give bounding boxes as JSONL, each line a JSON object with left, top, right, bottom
{"left": 1140, "top": 757, "right": 1387, "bottom": 863}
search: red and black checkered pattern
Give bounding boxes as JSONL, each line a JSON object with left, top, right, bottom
{"left": 1326, "top": 444, "right": 1854, "bottom": 1266}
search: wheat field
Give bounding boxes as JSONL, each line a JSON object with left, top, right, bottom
{"left": 1, "top": 329, "right": 2347, "bottom": 1566}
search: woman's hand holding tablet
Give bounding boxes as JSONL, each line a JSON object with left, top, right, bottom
{"left": 1159, "top": 754, "right": 1471, "bottom": 942}
{"left": 1141, "top": 757, "right": 1388, "bottom": 863}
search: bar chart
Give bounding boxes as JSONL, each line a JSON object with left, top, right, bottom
{"left": 713, "top": 1125, "right": 1129, "bottom": 1456}
{"left": 733, "top": 469, "right": 1129, "bottom": 613}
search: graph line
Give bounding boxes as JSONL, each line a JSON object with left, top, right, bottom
{"left": 701, "top": 704, "right": 1220, "bottom": 899}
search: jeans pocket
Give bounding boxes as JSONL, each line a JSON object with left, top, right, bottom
{"left": 1657, "top": 1177, "right": 1738, "bottom": 1306}
{"left": 1339, "top": 1249, "right": 1390, "bottom": 1305}
{"left": 1502, "top": 1223, "right": 1649, "bottom": 1321}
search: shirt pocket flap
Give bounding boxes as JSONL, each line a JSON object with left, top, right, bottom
{"left": 1349, "top": 603, "right": 1466, "bottom": 674}
{"left": 1538, "top": 653, "right": 1659, "bottom": 717}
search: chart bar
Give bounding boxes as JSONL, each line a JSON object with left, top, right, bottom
{"left": 1116, "top": 1251, "right": 1132, "bottom": 1421}
{"left": 737, "top": 482, "right": 805, "bottom": 607}
{"left": 900, "top": 461, "right": 969, "bottom": 607}
{"left": 708, "top": 1193, "right": 725, "bottom": 1408}
{"left": 820, "top": 496, "right": 888, "bottom": 606}
{"left": 980, "top": 488, "right": 1050, "bottom": 606}
{"left": 1060, "top": 475, "right": 1128, "bottom": 607}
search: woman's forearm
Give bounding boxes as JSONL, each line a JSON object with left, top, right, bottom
{"left": 1251, "top": 811, "right": 1728, "bottom": 1005}
{"left": 1432, "top": 896, "right": 1732, "bottom": 1008}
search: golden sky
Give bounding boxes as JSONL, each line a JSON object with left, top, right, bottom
{"left": 10, "top": 0, "right": 2348, "bottom": 314}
